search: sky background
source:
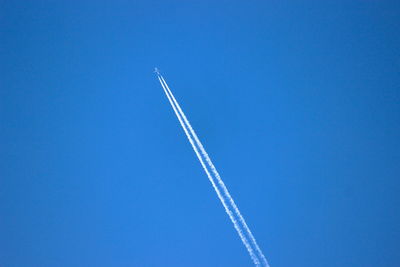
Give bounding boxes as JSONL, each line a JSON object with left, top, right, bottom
{"left": 1, "top": 1, "right": 400, "bottom": 266}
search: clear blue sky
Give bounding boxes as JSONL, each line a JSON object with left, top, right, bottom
{"left": 1, "top": 1, "right": 399, "bottom": 266}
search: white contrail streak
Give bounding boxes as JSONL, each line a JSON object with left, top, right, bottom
{"left": 159, "top": 75, "right": 268, "bottom": 266}
{"left": 157, "top": 76, "right": 260, "bottom": 265}
{"left": 156, "top": 71, "right": 270, "bottom": 266}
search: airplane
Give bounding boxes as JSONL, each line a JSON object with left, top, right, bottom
{"left": 154, "top": 67, "right": 160, "bottom": 75}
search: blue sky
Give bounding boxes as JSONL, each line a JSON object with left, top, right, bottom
{"left": 1, "top": 1, "right": 399, "bottom": 266}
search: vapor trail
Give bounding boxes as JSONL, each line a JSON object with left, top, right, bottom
{"left": 156, "top": 75, "right": 260, "bottom": 266}
{"left": 159, "top": 75, "right": 269, "bottom": 266}
{"left": 156, "top": 71, "right": 270, "bottom": 266}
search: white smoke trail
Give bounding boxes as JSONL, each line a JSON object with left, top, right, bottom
{"left": 157, "top": 76, "right": 261, "bottom": 266}
{"left": 158, "top": 75, "right": 270, "bottom": 267}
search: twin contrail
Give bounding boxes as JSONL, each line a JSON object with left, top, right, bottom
{"left": 156, "top": 69, "right": 270, "bottom": 267}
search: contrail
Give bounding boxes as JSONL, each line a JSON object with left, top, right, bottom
{"left": 156, "top": 69, "right": 270, "bottom": 266}
{"left": 159, "top": 74, "right": 269, "bottom": 266}
{"left": 158, "top": 73, "right": 269, "bottom": 266}
{"left": 156, "top": 75, "right": 260, "bottom": 265}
